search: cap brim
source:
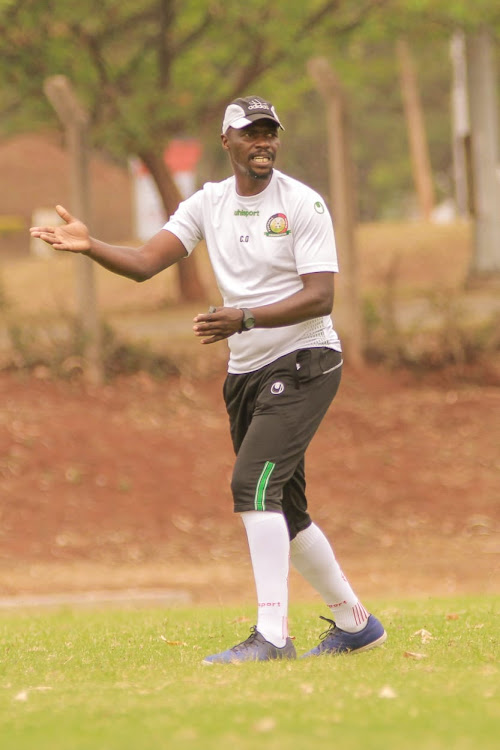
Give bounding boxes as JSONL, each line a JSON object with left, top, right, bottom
{"left": 225, "top": 114, "right": 284, "bottom": 132}
{"left": 228, "top": 116, "right": 253, "bottom": 130}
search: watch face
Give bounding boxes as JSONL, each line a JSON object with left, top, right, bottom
{"left": 242, "top": 309, "right": 255, "bottom": 329}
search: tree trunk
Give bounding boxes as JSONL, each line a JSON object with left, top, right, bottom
{"left": 466, "top": 28, "right": 500, "bottom": 280}
{"left": 449, "top": 31, "right": 471, "bottom": 218}
{"left": 308, "top": 57, "right": 364, "bottom": 369}
{"left": 139, "top": 148, "right": 206, "bottom": 301}
{"left": 396, "top": 38, "right": 435, "bottom": 220}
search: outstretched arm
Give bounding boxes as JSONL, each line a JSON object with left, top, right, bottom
{"left": 30, "top": 204, "right": 188, "bottom": 282}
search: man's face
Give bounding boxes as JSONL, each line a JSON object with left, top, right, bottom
{"left": 221, "top": 120, "right": 280, "bottom": 182}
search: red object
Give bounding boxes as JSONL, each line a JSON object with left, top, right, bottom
{"left": 164, "top": 139, "right": 202, "bottom": 172}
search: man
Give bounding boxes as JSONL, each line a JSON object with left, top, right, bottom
{"left": 31, "top": 95, "right": 386, "bottom": 663}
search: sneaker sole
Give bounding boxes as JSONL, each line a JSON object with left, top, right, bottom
{"left": 202, "top": 659, "right": 229, "bottom": 666}
{"left": 301, "top": 629, "right": 388, "bottom": 658}
{"left": 348, "top": 630, "right": 387, "bottom": 654}
{"left": 201, "top": 654, "right": 295, "bottom": 665}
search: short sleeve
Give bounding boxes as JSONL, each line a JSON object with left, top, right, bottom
{"left": 162, "top": 190, "right": 205, "bottom": 256}
{"left": 292, "top": 193, "right": 339, "bottom": 274}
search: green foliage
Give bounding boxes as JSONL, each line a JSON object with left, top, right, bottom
{"left": 1, "top": 1, "right": 500, "bottom": 218}
{"left": 0, "top": 1, "right": 388, "bottom": 152}
{"left": 3, "top": 318, "right": 180, "bottom": 380}
{"left": 363, "top": 287, "right": 500, "bottom": 376}
{"left": 0, "top": 598, "right": 498, "bottom": 749}
{"left": 391, "top": 0, "right": 500, "bottom": 32}
{"left": 100, "top": 324, "right": 181, "bottom": 380}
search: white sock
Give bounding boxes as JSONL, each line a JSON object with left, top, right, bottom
{"left": 240, "top": 511, "right": 290, "bottom": 648}
{"left": 290, "top": 523, "right": 368, "bottom": 633}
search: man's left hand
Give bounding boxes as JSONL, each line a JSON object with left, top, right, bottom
{"left": 193, "top": 307, "right": 244, "bottom": 344}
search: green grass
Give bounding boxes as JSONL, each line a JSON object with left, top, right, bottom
{"left": 0, "top": 597, "right": 498, "bottom": 750}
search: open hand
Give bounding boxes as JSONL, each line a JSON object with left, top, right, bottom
{"left": 30, "top": 205, "right": 90, "bottom": 252}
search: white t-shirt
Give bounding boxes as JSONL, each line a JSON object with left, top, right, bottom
{"left": 163, "top": 169, "right": 341, "bottom": 373}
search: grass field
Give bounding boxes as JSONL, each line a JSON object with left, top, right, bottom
{"left": 1, "top": 596, "right": 498, "bottom": 750}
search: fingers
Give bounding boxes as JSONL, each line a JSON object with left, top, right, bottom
{"left": 193, "top": 315, "right": 225, "bottom": 343}
{"left": 29, "top": 227, "right": 54, "bottom": 236}
{"left": 30, "top": 231, "right": 58, "bottom": 246}
{"left": 30, "top": 204, "right": 73, "bottom": 235}
{"left": 192, "top": 323, "right": 219, "bottom": 337}
{"left": 193, "top": 307, "right": 243, "bottom": 342}
{"left": 199, "top": 336, "right": 219, "bottom": 345}
{"left": 193, "top": 311, "right": 216, "bottom": 323}
{"left": 29, "top": 227, "right": 70, "bottom": 250}
{"left": 55, "top": 205, "right": 74, "bottom": 224}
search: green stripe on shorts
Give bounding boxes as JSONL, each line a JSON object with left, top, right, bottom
{"left": 254, "top": 461, "right": 275, "bottom": 511}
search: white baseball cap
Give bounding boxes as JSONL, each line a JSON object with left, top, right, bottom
{"left": 221, "top": 95, "right": 284, "bottom": 135}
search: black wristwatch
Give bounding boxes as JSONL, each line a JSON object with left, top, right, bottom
{"left": 239, "top": 308, "right": 256, "bottom": 332}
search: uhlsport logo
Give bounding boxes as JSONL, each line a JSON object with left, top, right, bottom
{"left": 270, "top": 381, "right": 285, "bottom": 395}
{"left": 314, "top": 201, "right": 325, "bottom": 214}
{"left": 234, "top": 209, "right": 260, "bottom": 217}
{"left": 265, "top": 213, "right": 291, "bottom": 237}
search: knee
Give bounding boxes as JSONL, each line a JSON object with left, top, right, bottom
{"left": 230, "top": 465, "right": 248, "bottom": 504}
{"left": 231, "top": 461, "right": 278, "bottom": 509}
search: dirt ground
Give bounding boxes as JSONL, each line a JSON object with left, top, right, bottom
{"left": 0, "top": 357, "right": 499, "bottom": 607}
{"left": 2, "top": 133, "right": 498, "bottom": 609}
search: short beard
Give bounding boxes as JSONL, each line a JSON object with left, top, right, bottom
{"left": 248, "top": 166, "right": 273, "bottom": 181}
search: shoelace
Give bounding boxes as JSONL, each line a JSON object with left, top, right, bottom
{"left": 232, "top": 626, "right": 260, "bottom": 652}
{"left": 318, "top": 615, "right": 338, "bottom": 641}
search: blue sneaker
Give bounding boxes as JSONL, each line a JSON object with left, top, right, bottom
{"left": 301, "top": 614, "right": 387, "bottom": 657}
{"left": 202, "top": 627, "right": 297, "bottom": 664}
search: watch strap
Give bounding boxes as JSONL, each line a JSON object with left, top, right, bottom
{"left": 239, "top": 308, "right": 255, "bottom": 332}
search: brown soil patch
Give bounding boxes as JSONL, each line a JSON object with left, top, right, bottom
{"left": 1, "top": 362, "right": 498, "bottom": 605}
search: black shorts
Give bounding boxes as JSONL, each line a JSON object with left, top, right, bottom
{"left": 223, "top": 347, "right": 342, "bottom": 540}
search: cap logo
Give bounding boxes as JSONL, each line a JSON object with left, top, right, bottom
{"left": 247, "top": 99, "right": 271, "bottom": 111}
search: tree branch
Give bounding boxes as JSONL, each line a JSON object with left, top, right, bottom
{"left": 296, "top": 0, "right": 391, "bottom": 42}
{"left": 172, "top": 12, "right": 214, "bottom": 57}
{"left": 157, "top": 0, "right": 176, "bottom": 90}
{"left": 199, "top": 0, "right": 392, "bottom": 129}
{"left": 68, "top": 22, "right": 110, "bottom": 87}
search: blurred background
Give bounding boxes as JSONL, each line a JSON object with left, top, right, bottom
{"left": 0, "top": 1, "right": 499, "bottom": 604}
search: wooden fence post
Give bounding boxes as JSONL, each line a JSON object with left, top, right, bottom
{"left": 44, "top": 75, "right": 103, "bottom": 383}
{"left": 308, "top": 57, "right": 364, "bottom": 368}
{"left": 396, "top": 38, "right": 435, "bottom": 220}
{"left": 466, "top": 28, "right": 500, "bottom": 280}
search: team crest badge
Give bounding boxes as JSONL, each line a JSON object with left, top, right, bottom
{"left": 265, "top": 213, "right": 291, "bottom": 237}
